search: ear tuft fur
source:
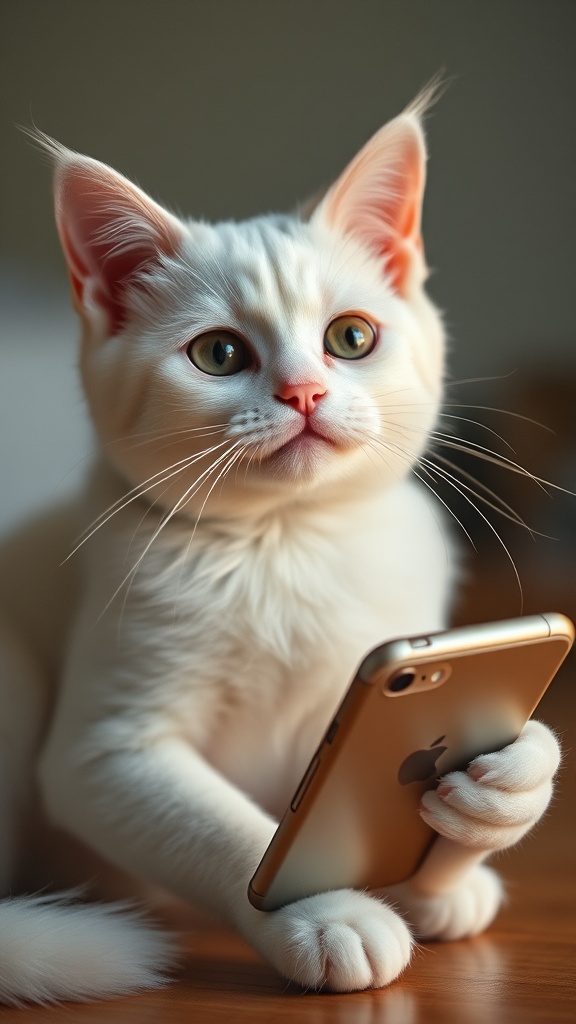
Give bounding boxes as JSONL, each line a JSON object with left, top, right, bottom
{"left": 403, "top": 70, "right": 450, "bottom": 124}
{"left": 26, "top": 129, "right": 183, "bottom": 336}
{"left": 309, "top": 73, "right": 450, "bottom": 297}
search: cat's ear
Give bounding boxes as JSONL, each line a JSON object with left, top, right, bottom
{"left": 35, "top": 133, "right": 184, "bottom": 336}
{"left": 311, "top": 104, "right": 428, "bottom": 297}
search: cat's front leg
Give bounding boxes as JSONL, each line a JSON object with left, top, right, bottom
{"left": 39, "top": 706, "right": 412, "bottom": 992}
{"left": 385, "top": 720, "right": 560, "bottom": 940}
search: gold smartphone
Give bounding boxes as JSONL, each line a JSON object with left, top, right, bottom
{"left": 248, "top": 613, "right": 574, "bottom": 911}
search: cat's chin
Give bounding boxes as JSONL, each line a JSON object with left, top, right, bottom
{"left": 256, "top": 431, "right": 345, "bottom": 484}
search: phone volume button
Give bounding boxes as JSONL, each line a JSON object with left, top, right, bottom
{"left": 290, "top": 755, "right": 321, "bottom": 812}
{"left": 325, "top": 719, "right": 339, "bottom": 744}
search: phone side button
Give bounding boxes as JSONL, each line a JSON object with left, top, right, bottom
{"left": 325, "top": 719, "right": 339, "bottom": 744}
{"left": 291, "top": 755, "right": 321, "bottom": 812}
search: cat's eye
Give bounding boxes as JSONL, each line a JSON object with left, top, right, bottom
{"left": 324, "top": 316, "right": 376, "bottom": 360}
{"left": 187, "top": 330, "right": 250, "bottom": 376}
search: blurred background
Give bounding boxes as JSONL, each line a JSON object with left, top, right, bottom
{"left": 1, "top": 0, "right": 575, "bottom": 618}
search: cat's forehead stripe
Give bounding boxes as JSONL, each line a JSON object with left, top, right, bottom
{"left": 219, "top": 220, "right": 326, "bottom": 324}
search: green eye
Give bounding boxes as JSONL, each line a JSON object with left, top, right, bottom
{"left": 187, "top": 330, "right": 250, "bottom": 376}
{"left": 324, "top": 316, "right": 376, "bottom": 360}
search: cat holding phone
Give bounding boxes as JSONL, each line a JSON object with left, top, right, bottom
{"left": 0, "top": 85, "right": 564, "bottom": 1003}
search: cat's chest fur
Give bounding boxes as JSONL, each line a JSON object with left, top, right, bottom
{"left": 88, "top": 476, "right": 451, "bottom": 812}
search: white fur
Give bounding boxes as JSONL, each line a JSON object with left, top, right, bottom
{"left": 386, "top": 863, "right": 505, "bottom": 941}
{"left": 419, "top": 719, "right": 560, "bottom": 850}
{"left": 0, "top": 895, "right": 176, "bottom": 1006}
{"left": 0, "top": 95, "right": 561, "bottom": 1003}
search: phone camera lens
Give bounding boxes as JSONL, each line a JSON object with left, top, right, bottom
{"left": 389, "top": 670, "right": 416, "bottom": 692}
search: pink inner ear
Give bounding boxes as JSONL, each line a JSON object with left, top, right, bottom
{"left": 315, "top": 117, "right": 427, "bottom": 297}
{"left": 384, "top": 144, "right": 425, "bottom": 293}
{"left": 54, "top": 157, "right": 182, "bottom": 335}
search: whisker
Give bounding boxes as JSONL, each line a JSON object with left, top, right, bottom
{"left": 107, "top": 423, "right": 228, "bottom": 445}
{"left": 180, "top": 443, "right": 247, "bottom": 535}
{"left": 47, "top": 423, "right": 229, "bottom": 496}
{"left": 102, "top": 440, "right": 245, "bottom": 621}
{"left": 122, "top": 445, "right": 227, "bottom": 567}
{"left": 66, "top": 439, "right": 233, "bottom": 559}
{"left": 423, "top": 454, "right": 542, "bottom": 538}
{"left": 361, "top": 435, "right": 400, "bottom": 481}
{"left": 242, "top": 440, "right": 265, "bottom": 483}
{"left": 432, "top": 453, "right": 542, "bottom": 537}
{"left": 412, "top": 464, "right": 478, "bottom": 552}
{"left": 437, "top": 413, "right": 516, "bottom": 453}
{"left": 414, "top": 454, "right": 524, "bottom": 610}
{"left": 366, "top": 432, "right": 476, "bottom": 550}
{"left": 118, "top": 425, "right": 227, "bottom": 451}
{"left": 172, "top": 444, "right": 250, "bottom": 619}
{"left": 441, "top": 403, "right": 554, "bottom": 433}
{"left": 372, "top": 395, "right": 543, "bottom": 485}
{"left": 120, "top": 442, "right": 246, "bottom": 628}
{"left": 374, "top": 398, "right": 549, "bottom": 460}
{"left": 367, "top": 429, "right": 528, "bottom": 607}
{"left": 137, "top": 443, "right": 243, "bottom": 554}
{"left": 443, "top": 372, "right": 517, "bottom": 388}
{"left": 144, "top": 427, "right": 227, "bottom": 457}
{"left": 431, "top": 435, "right": 573, "bottom": 496}
{"left": 360, "top": 436, "right": 391, "bottom": 478}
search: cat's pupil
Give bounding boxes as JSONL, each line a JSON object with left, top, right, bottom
{"left": 323, "top": 316, "right": 375, "bottom": 360}
{"left": 214, "top": 340, "right": 234, "bottom": 366}
{"left": 345, "top": 326, "right": 364, "bottom": 351}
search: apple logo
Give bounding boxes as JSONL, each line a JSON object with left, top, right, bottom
{"left": 398, "top": 736, "right": 448, "bottom": 785}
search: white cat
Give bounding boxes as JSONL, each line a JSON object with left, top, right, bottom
{"left": 0, "top": 90, "right": 560, "bottom": 1004}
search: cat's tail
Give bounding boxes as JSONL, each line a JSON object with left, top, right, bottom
{"left": 0, "top": 892, "right": 178, "bottom": 1005}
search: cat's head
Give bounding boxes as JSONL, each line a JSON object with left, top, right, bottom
{"left": 41, "top": 91, "right": 444, "bottom": 520}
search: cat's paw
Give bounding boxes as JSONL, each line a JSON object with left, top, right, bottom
{"left": 245, "top": 889, "right": 412, "bottom": 992}
{"left": 386, "top": 862, "right": 503, "bottom": 941}
{"left": 420, "top": 720, "right": 560, "bottom": 851}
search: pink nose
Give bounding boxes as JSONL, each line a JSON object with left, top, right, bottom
{"left": 275, "top": 382, "right": 327, "bottom": 417}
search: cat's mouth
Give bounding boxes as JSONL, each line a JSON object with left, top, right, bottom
{"left": 256, "top": 423, "right": 344, "bottom": 478}
{"left": 268, "top": 423, "right": 337, "bottom": 457}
